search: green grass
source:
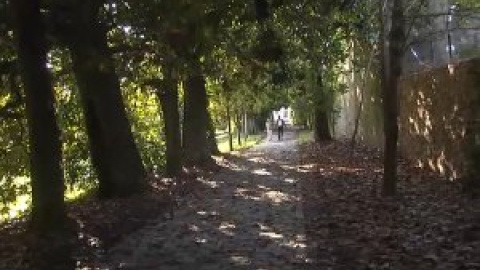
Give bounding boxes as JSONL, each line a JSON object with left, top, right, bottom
{"left": 217, "top": 133, "right": 264, "bottom": 153}
{"left": 297, "top": 129, "right": 314, "bottom": 144}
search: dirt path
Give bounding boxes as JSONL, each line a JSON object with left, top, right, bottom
{"left": 98, "top": 130, "right": 312, "bottom": 270}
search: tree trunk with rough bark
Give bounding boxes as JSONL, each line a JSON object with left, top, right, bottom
{"left": 226, "top": 99, "right": 233, "bottom": 152}
{"left": 207, "top": 113, "right": 220, "bottom": 155}
{"left": 235, "top": 113, "right": 242, "bottom": 146}
{"left": 67, "top": 1, "right": 145, "bottom": 198}
{"left": 13, "top": 1, "right": 74, "bottom": 268}
{"left": 382, "top": 0, "right": 405, "bottom": 196}
{"left": 314, "top": 105, "right": 332, "bottom": 141}
{"left": 157, "top": 75, "right": 182, "bottom": 177}
{"left": 182, "top": 65, "right": 212, "bottom": 165}
{"left": 14, "top": 0, "right": 66, "bottom": 236}
{"left": 313, "top": 72, "right": 332, "bottom": 142}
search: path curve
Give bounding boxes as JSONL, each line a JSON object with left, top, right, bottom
{"left": 99, "top": 130, "right": 311, "bottom": 270}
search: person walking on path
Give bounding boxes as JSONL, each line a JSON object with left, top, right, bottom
{"left": 265, "top": 118, "right": 272, "bottom": 141}
{"left": 277, "top": 116, "right": 285, "bottom": 141}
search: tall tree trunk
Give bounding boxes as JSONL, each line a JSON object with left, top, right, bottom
{"left": 182, "top": 64, "right": 212, "bottom": 165}
{"left": 13, "top": 1, "right": 74, "bottom": 269}
{"left": 207, "top": 112, "right": 220, "bottom": 155}
{"left": 313, "top": 71, "right": 332, "bottom": 141}
{"left": 157, "top": 74, "right": 182, "bottom": 177}
{"left": 382, "top": 0, "right": 405, "bottom": 196}
{"left": 226, "top": 99, "right": 233, "bottom": 152}
{"left": 67, "top": 1, "right": 145, "bottom": 197}
{"left": 313, "top": 105, "right": 332, "bottom": 141}
{"left": 244, "top": 111, "right": 249, "bottom": 141}
{"left": 14, "top": 0, "right": 66, "bottom": 236}
{"left": 235, "top": 113, "right": 242, "bottom": 146}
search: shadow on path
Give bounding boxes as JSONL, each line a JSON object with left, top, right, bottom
{"left": 97, "top": 130, "right": 313, "bottom": 270}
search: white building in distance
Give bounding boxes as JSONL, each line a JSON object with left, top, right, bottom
{"left": 272, "top": 107, "right": 294, "bottom": 126}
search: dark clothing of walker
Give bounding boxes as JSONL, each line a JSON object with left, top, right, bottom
{"left": 277, "top": 118, "right": 285, "bottom": 141}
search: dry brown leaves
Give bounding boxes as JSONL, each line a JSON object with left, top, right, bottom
{"left": 0, "top": 168, "right": 212, "bottom": 270}
{"left": 300, "top": 140, "right": 480, "bottom": 270}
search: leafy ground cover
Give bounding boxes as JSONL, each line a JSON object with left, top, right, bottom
{"left": 299, "top": 140, "right": 480, "bottom": 269}
{"left": 2, "top": 133, "right": 479, "bottom": 270}
{"left": 0, "top": 168, "right": 214, "bottom": 270}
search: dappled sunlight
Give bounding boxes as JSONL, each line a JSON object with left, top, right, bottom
{"left": 149, "top": 177, "right": 175, "bottom": 191}
{"left": 417, "top": 150, "right": 459, "bottom": 181}
{"left": 285, "top": 235, "right": 308, "bottom": 250}
{"left": 194, "top": 237, "right": 209, "bottom": 244}
{"left": 399, "top": 60, "right": 479, "bottom": 181}
{"left": 331, "top": 166, "right": 365, "bottom": 174}
{"left": 256, "top": 224, "right": 308, "bottom": 253}
{"left": 70, "top": 130, "right": 310, "bottom": 269}
{"left": 230, "top": 255, "right": 250, "bottom": 266}
{"left": 5, "top": 195, "right": 29, "bottom": 220}
{"left": 218, "top": 221, "right": 236, "bottom": 236}
{"left": 198, "top": 178, "right": 224, "bottom": 189}
{"left": 263, "top": 190, "right": 297, "bottom": 204}
{"left": 302, "top": 164, "right": 367, "bottom": 178}
{"left": 259, "top": 231, "right": 284, "bottom": 240}
{"left": 448, "top": 63, "right": 456, "bottom": 75}
{"left": 233, "top": 179, "right": 298, "bottom": 205}
{"left": 83, "top": 234, "right": 102, "bottom": 249}
{"left": 296, "top": 163, "right": 316, "bottom": 173}
{"left": 284, "top": 178, "right": 296, "bottom": 184}
{"left": 195, "top": 210, "right": 221, "bottom": 221}
{"left": 256, "top": 184, "right": 271, "bottom": 191}
{"left": 1, "top": 176, "right": 93, "bottom": 222}
{"left": 188, "top": 224, "right": 201, "bottom": 232}
{"left": 279, "top": 164, "right": 298, "bottom": 171}
{"left": 244, "top": 155, "right": 277, "bottom": 166}
{"left": 252, "top": 168, "right": 273, "bottom": 176}
{"left": 300, "top": 137, "right": 480, "bottom": 269}
{"left": 234, "top": 187, "right": 262, "bottom": 201}
{"left": 246, "top": 156, "right": 266, "bottom": 163}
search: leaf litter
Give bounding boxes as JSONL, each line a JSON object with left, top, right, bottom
{"left": 299, "top": 140, "right": 480, "bottom": 270}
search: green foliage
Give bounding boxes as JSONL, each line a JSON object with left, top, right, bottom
{"left": 51, "top": 49, "right": 96, "bottom": 190}
{"left": 122, "top": 83, "right": 166, "bottom": 172}
{"left": 57, "top": 82, "right": 94, "bottom": 190}
{"left": 0, "top": 0, "right": 405, "bottom": 222}
{"left": 0, "top": 177, "right": 30, "bottom": 220}
{"left": 0, "top": 45, "right": 171, "bottom": 220}
{"left": 454, "top": 0, "right": 480, "bottom": 9}
{"left": 252, "top": 27, "right": 284, "bottom": 63}
{"left": 0, "top": 68, "right": 29, "bottom": 219}
{"left": 217, "top": 133, "right": 263, "bottom": 153}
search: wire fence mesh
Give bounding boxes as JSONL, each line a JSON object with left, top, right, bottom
{"left": 404, "top": 1, "right": 480, "bottom": 73}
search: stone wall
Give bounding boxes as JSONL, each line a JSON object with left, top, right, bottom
{"left": 399, "top": 59, "right": 480, "bottom": 180}
{"left": 335, "top": 58, "right": 480, "bottom": 180}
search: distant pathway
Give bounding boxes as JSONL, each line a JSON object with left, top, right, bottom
{"left": 99, "top": 130, "right": 311, "bottom": 270}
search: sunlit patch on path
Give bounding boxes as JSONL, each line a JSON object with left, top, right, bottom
{"left": 96, "top": 130, "right": 312, "bottom": 270}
